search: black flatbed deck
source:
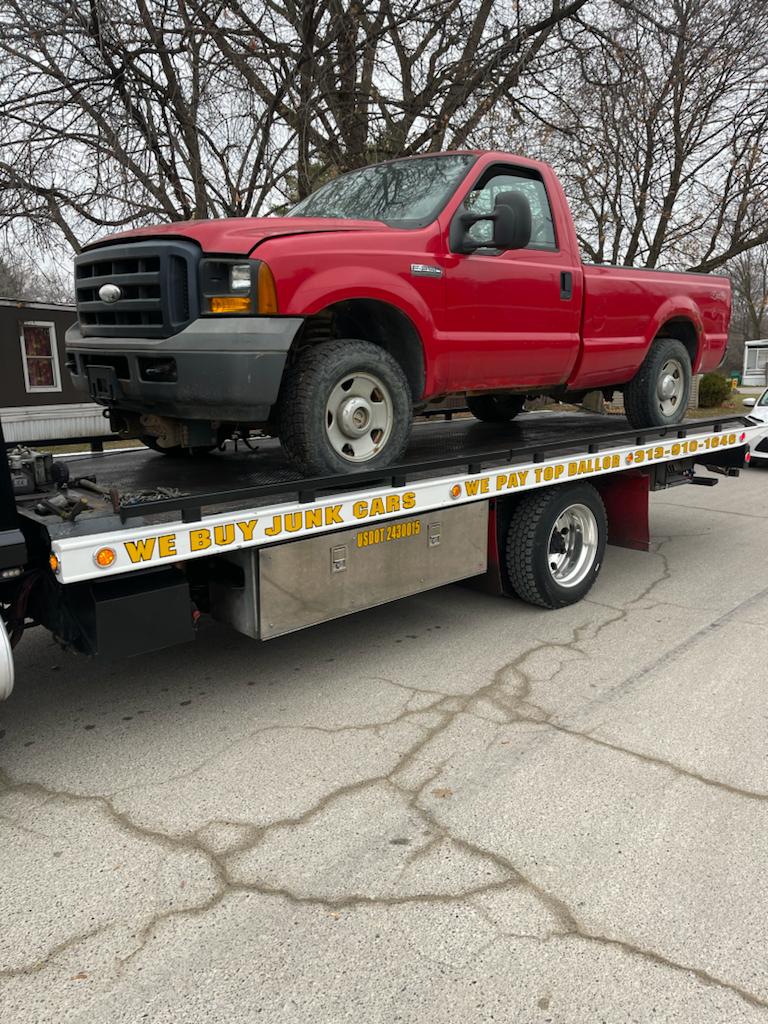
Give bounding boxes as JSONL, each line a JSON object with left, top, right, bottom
{"left": 16, "top": 411, "right": 747, "bottom": 542}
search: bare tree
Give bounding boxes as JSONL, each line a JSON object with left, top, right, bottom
{"left": 0, "top": 251, "right": 72, "bottom": 302}
{"left": 0, "top": 0, "right": 297, "bottom": 252}
{"left": 4, "top": 0, "right": 767, "bottom": 283}
{"left": 0, "top": 0, "right": 590, "bottom": 257}
{"left": 511, "top": 0, "right": 768, "bottom": 272}
{"left": 191, "top": 0, "right": 589, "bottom": 198}
{"left": 729, "top": 246, "right": 768, "bottom": 342}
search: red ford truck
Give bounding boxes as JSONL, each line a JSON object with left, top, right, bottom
{"left": 66, "top": 151, "right": 731, "bottom": 474}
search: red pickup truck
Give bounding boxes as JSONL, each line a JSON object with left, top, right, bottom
{"left": 66, "top": 151, "right": 731, "bottom": 473}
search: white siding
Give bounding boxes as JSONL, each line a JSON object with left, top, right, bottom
{"left": 743, "top": 342, "right": 768, "bottom": 387}
{"left": 0, "top": 403, "right": 111, "bottom": 443}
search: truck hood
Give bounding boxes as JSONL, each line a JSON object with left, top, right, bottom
{"left": 85, "top": 216, "right": 388, "bottom": 256}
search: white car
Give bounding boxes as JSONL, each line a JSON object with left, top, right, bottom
{"left": 744, "top": 387, "right": 768, "bottom": 465}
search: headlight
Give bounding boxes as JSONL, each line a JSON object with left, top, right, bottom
{"left": 199, "top": 258, "right": 278, "bottom": 315}
{"left": 230, "top": 264, "right": 251, "bottom": 291}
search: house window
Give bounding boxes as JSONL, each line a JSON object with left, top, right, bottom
{"left": 746, "top": 347, "right": 768, "bottom": 371}
{"left": 19, "top": 321, "right": 61, "bottom": 393}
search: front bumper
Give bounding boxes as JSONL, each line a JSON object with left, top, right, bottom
{"left": 66, "top": 316, "right": 304, "bottom": 421}
{"left": 748, "top": 431, "right": 768, "bottom": 461}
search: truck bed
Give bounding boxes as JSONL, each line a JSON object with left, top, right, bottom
{"left": 573, "top": 263, "right": 731, "bottom": 390}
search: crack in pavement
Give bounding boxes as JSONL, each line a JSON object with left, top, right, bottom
{"left": 107, "top": 678, "right": 450, "bottom": 798}
{"left": 658, "top": 501, "right": 768, "bottom": 520}
{"left": 2, "top": 551, "right": 767, "bottom": 1009}
{"left": 516, "top": 717, "right": 768, "bottom": 803}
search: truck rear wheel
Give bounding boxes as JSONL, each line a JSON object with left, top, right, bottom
{"left": 624, "top": 338, "right": 692, "bottom": 428}
{"left": 278, "top": 339, "right": 412, "bottom": 474}
{"left": 467, "top": 394, "right": 525, "bottom": 423}
{"left": 504, "top": 483, "right": 607, "bottom": 608}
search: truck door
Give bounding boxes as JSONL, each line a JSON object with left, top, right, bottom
{"left": 440, "top": 164, "right": 582, "bottom": 391}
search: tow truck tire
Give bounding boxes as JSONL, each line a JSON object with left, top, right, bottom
{"left": 140, "top": 436, "right": 215, "bottom": 457}
{"left": 467, "top": 394, "right": 526, "bottom": 423}
{"left": 624, "top": 337, "right": 692, "bottom": 428}
{"left": 279, "top": 339, "right": 412, "bottom": 474}
{"left": 504, "top": 483, "right": 607, "bottom": 609}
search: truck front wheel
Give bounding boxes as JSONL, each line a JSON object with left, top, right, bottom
{"left": 278, "top": 339, "right": 412, "bottom": 474}
{"left": 467, "top": 394, "right": 525, "bottom": 423}
{"left": 623, "top": 338, "right": 692, "bottom": 428}
{"left": 504, "top": 483, "right": 607, "bottom": 608}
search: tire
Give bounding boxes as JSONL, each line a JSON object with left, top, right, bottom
{"left": 140, "top": 435, "right": 215, "bottom": 457}
{"left": 278, "top": 339, "right": 412, "bottom": 474}
{"left": 504, "top": 483, "right": 607, "bottom": 609}
{"left": 467, "top": 394, "right": 526, "bottom": 423}
{"left": 624, "top": 338, "right": 692, "bottom": 428}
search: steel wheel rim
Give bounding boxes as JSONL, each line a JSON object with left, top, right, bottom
{"left": 325, "top": 370, "right": 394, "bottom": 463}
{"left": 547, "top": 503, "right": 599, "bottom": 587}
{"left": 657, "top": 358, "right": 685, "bottom": 417}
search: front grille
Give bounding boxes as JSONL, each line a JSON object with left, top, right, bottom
{"left": 756, "top": 436, "right": 768, "bottom": 453}
{"left": 75, "top": 239, "right": 199, "bottom": 339}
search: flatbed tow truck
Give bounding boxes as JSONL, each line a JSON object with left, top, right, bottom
{"left": 0, "top": 411, "right": 759, "bottom": 699}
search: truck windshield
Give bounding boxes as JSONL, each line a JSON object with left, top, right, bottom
{"left": 288, "top": 154, "right": 476, "bottom": 227}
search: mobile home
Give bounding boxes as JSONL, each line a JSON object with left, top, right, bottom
{"left": 743, "top": 339, "right": 768, "bottom": 387}
{"left": 0, "top": 298, "right": 110, "bottom": 443}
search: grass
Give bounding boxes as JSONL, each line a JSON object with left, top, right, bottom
{"left": 685, "top": 388, "right": 756, "bottom": 420}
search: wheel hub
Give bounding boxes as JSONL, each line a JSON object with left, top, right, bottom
{"left": 325, "top": 371, "right": 394, "bottom": 463}
{"left": 339, "top": 396, "right": 372, "bottom": 438}
{"left": 656, "top": 358, "right": 684, "bottom": 415}
{"left": 547, "top": 504, "right": 599, "bottom": 587}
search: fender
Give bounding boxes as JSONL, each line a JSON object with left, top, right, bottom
{"left": 641, "top": 295, "right": 703, "bottom": 370}
{"left": 282, "top": 267, "right": 439, "bottom": 394}
{"left": 285, "top": 267, "right": 434, "bottom": 327}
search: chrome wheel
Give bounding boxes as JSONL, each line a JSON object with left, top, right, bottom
{"left": 657, "top": 358, "right": 684, "bottom": 417}
{"left": 325, "top": 371, "right": 394, "bottom": 463}
{"left": 547, "top": 503, "right": 599, "bottom": 587}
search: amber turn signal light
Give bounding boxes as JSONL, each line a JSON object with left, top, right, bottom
{"left": 257, "top": 262, "right": 278, "bottom": 314}
{"left": 208, "top": 295, "right": 252, "bottom": 314}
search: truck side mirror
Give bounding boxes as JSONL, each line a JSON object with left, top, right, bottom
{"left": 743, "top": 398, "right": 756, "bottom": 407}
{"left": 450, "top": 190, "right": 532, "bottom": 254}
{"left": 492, "top": 191, "right": 532, "bottom": 250}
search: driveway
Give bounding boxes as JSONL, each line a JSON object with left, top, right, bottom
{"left": 2, "top": 467, "right": 768, "bottom": 1023}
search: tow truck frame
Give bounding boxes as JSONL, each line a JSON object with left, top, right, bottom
{"left": 0, "top": 412, "right": 758, "bottom": 700}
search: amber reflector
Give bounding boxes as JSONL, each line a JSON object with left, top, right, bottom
{"left": 94, "top": 547, "right": 117, "bottom": 568}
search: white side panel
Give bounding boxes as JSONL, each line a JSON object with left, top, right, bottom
{"left": 51, "top": 422, "right": 757, "bottom": 585}
{"left": 0, "top": 403, "right": 111, "bottom": 442}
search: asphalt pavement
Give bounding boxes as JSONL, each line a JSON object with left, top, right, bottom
{"left": 2, "top": 465, "right": 768, "bottom": 1023}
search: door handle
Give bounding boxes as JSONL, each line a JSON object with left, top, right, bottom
{"left": 560, "top": 271, "right": 573, "bottom": 301}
